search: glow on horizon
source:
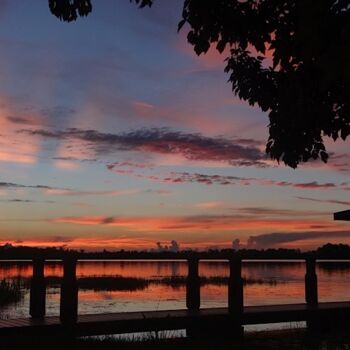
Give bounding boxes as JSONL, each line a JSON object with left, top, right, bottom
{"left": 0, "top": 1, "right": 349, "bottom": 251}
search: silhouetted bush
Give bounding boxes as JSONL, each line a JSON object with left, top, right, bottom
{"left": 78, "top": 276, "right": 149, "bottom": 292}
{"left": 0, "top": 279, "right": 22, "bottom": 306}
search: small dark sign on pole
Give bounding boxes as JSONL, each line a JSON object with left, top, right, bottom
{"left": 334, "top": 210, "right": 350, "bottom": 221}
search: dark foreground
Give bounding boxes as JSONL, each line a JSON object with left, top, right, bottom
{"left": 3, "top": 329, "right": 350, "bottom": 350}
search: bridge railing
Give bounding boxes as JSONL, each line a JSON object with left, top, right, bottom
{"left": 28, "top": 256, "right": 318, "bottom": 327}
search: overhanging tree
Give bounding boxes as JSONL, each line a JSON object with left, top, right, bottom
{"left": 48, "top": 0, "right": 350, "bottom": 168}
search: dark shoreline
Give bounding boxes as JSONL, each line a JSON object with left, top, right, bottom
{"left": 2, "top": 243, "right": 350, "bottom": 260}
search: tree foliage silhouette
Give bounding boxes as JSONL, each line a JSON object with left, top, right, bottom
{"left": 49, "top": 0, "right": 350, "bottom": 168}
{"left": 49, "top": 0, "right": 92, "bottom": 22}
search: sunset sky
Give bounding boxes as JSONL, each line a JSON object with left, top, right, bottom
{"left": 0, "top": 0, "right": 350, "bottom": 251}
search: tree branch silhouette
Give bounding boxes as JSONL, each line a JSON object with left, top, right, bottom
{"left": 49, "top": 0, "right": 92, "bottom": 22}
{"left": 48, "top": 0, "right": 350, "bottom": 168}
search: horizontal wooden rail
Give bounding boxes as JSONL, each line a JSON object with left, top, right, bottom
{"left": 15, "top": 256, "right": 343, "bottom": 337}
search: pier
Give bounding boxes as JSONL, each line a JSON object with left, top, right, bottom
{"left": 1, "top": 256, "right": 350, "bottom": 337}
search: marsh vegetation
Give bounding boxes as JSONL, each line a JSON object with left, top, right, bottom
{"left": 0, "top": 279, "right": 22, "bottom": 306}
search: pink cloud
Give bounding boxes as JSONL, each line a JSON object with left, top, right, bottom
{"left": 195, "top": 201, "right": 225, "bottom": 209}
{"left": 49, "top": 214, "right": 341, "bottom": 234}
{"left": 0, "top": 101, "right": 41, "bottom": 164}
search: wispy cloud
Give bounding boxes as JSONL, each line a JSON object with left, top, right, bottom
{"left": 46, "top": 188, "right": 141, "bottom": 197}
{"left": 235, "top": 207, "right": 329, "bottom": 217}
{"left": 107, "top": 167, "right": 348, "bottom": 191}
{"left": 107, "top": 161, "right": 154, "bottom": 169}
{"left": 107, "top": 169, "right": 254, "bottom": 186}
{"left": 247, "top": 230, "right": 350, "bottom": 249}
{"left": 296, "top": 196, "right": 350, "bottom": 206}
{"left": 21, "top": 127, "right": 267, "bottom": 166}
{"left": 49, "top": 214, "right": 337, "bottom": 233}
{"left": 6, "top": 116, "right": 39, "bottom": 125}
{"left": 52, "top": 156, "right": 97, "bottom": 163}
{"left": 0, "top": 199, "right": 56, "bottom": 203}
{"left": 0, "top": 181, "right": 140, "bottom": 198}
{"left": 143, "top": 189, "right": 173, "bottom": 195}
{"left": 261, "top": 180, "right": 338, "bottom": 190}
{"left": 0, "top": 182, "right": 54, "bottom": 190}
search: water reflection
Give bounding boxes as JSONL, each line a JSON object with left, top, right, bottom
{"left": 0, "top": 260, "right": 350, "bottom": 319}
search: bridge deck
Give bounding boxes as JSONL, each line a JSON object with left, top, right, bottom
{"left": 1, "top": 302, "right": 350, "bottom": 336}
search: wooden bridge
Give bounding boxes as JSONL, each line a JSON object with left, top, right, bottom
{"left": 1, "top": 257, "right": 350, "bottom": 337}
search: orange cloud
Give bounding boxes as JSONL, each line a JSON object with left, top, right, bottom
{"left": 2, "top": 228, "right": 350, "bottom": 252}
{"left": 195, "top": 201, "right": 225, "bottom": 209}
{"left": 49, "top": 214, "right": 343, "bottom": 234}
{"left": 54, "top": 159, "right": 80, "bottom": 170}
{"left": 0, "top": 236, "right": 155, "bottom": 251}
{"left": 0, "top": 150, "right": 36, "bottom": 164}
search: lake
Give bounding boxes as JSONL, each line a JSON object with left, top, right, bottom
{"left": 1, "top": 260, "right": 350, "bottom": 322}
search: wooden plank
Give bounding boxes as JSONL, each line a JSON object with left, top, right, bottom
{"left": 0, "top": 321, "right": 19, "bottom": 328}
{"left": 0, "top": 319, "right": 27, "bottom": 327}
{"left": 1, "top": 302, "right": 350, "bottom": 337}
{"left": 42, "top": 317, "right": 60, "bottom": 325}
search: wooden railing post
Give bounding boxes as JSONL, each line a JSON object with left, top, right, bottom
{"left": 305, "top": 257, "right": 319, "bottom": 332}
{"left": 60, "top": 256, "right": 78, "bottom": 326}
{"left": 228, "top": 256, "right": 243, "bottom": 313}
{"left": 305, "top": 257, "right": 318, "bottom": 306}
{"left": 228, "top": 256, "right": 244, "bottom": 337}
{"left": 186, "top": 255, "right": 200, "bottom": 311}
{"left": 29, "top": 258, "right": 46, "bottom": 318}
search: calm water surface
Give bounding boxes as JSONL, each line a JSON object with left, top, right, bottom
{"left": 1, "top": 260, "right": 350, "bottom": 321}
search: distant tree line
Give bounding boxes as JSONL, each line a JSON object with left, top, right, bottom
{"left": 1, "top": 243, "right": 349, "bottom": 260}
